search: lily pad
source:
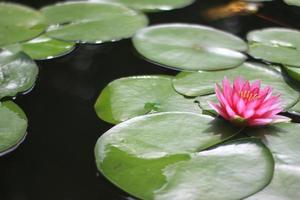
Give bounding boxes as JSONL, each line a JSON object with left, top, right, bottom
{"left": 94, "top": 75, "right": 201, "bottom": 124}
{"left": 95, "top": 112, "right": 273, "bottom": 200}
{"left": 41, "top": 2, "right": 148, "bottom": 44}
{"left": 245, "top": 123, "right": 300, "bottom": 200}
{"left": 284, "top": 66, "right": 300, "bottom": 82}
{"left": 132, "top": 23, "right": 247, "bottom": 71}
{"left": 196, "top": 94, "right": 217, "bottom": 114}
{"left": 5, "top": 35, "right": 76, "bottom": 60}
{"left": 92, "top": 0, "right": 195, "bottom": 12}
{"left": 289, "top": 100, "right": 300, "bottom": 113}
{"left": 0, "top": 2, "right": 46, "bottom": 47}
{"left": 0, "top": 101, "right": 27, "bottom": 155}
{"left": 284, "top": 0, "right": 300, "bottom": 6}
{"left": 0, "top": 49, "right": 39, "bottom": 99}
{"left": 173, "top": 62, "right": 300, "bottom": 110}
{"left": 247, "top": 28, "right": 300, "bottom": 67}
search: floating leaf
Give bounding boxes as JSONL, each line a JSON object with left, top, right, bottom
{"left": 5, "top": 35, "right": 76, "bottom": 60}
{"left": 196, "top": 94, "right": 217, "bottom": 114}
{"left": 94, "top": 75, "right": 201, "bottom": 124}
{"left": 247, "top": 28, "right": 300, "bottom": 67}
{"left": 95, "top": 112, "right": 273, "bottom": 200}
{"left": 245, "top": 123, "right": 300, "bottom": 200}
{"left": 0, "top": 49, "right": 39, "bottom": 99}
{"left": 133, "top": 23, "right": 247, "bottom": 71}
{"left": 173, "top": 62, "right": 299, "bottom": 110}
{"left": 41, "top": 2, "right": 148, "bottom": 44}
{"left": 284, "top": 0, "right": 300, "bottom": 6}
{"left": 0, "top": 2, "right": 46, "bottom": 47}
{"left": 92, "top": 0, "right": 195, "bottom": 12}
{"left": 0, "top": 101, "right": 27, "bottom": 156}
{"left": 284, "top": 66, "right": 300, "bottom": 82}
{"left": 289, "top": 100, "right": 300, "bottom": 113}
{"left": 245, "top": 0, "right": 273, "bottom": 2}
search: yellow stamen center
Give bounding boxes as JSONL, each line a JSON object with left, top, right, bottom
{"left": 239, "top": 90, "right": 259, "bottom": 101}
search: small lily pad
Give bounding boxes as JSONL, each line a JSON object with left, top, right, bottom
{"left": 94, "top": 75, "right": 201, "bottom": 124}
{"left": 41, "top": 2, "right": 148, "bottom": 44}
{"left": 5, "top": 35, "right": 76, "bottom": 60}
{"left": 95, "top": 112, "right": 273, "bottom": 200}
{"left": 284, "top": 0, "right": 300, "bottom": 6}
{"left": 245, "top": 123, "right": 300, "bottom": 200}
{"left": 0, "top": 2, "right": 46, "bottom": 47}
{"left": 93, "top": 0, "right": 195, "bottom": 12}
{"left": 132, "top": 23, "right": 247, "bottom": 71}
{"left": 247, "top": 28, "right": 300, "bottom": 67}
{"left": 0, "top": 101, "right": 27, "bottom": 155}
{"left": 0, "top": 49, "right": 39, "bottom": 99}
{"left": 173, "top": 62, "right": 299, "bottom": 110}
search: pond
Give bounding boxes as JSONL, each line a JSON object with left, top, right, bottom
{"left": 0, "top": 0, "right": 299, "bottom": 200}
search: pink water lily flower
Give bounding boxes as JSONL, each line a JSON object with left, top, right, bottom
{"left": 209, "top": 77, "right": 291, "bottom": 126}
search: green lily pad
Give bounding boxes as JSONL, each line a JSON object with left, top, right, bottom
{"left": 94, "top": 75, "right": 201, "bottom": 124}
{"left": 5, "top": 35, "right": 76, "bottom": 60}
{"left": 289, "top": 100, "right": 300, "bottom": 113}
{"left": 93, "top": 0, "right": 195, "bottom": 12}
{"left": 196, "top": 94, "right": 217, "bottom": 115}
{"left": 0, "top": 2, "right": 46, "bottom": 47}
{"left": 245, "top": 123, "right": 300, "bottom": 200}
{"left": 284, "top": 0, "right": 300, "bottom": 6}
{"left": 132, "top": 24, "right": 247, "bottom": 71}
{"left": 41, "top": 2, "right": 148, "bottom": 44}
{"left": 284, "top": 66, "right": 300, "bottom": 82}
{"left": 245, "top": 0, "right": 273, "bottom": 1}
{"left": 247, "top": 28, "right": 300, "bottom": 67}
{"left": 0, "top": 101, "right": 27, "bottom": 155}
{"left": 95, "top": 112, "right": 273, "bottom": 200}
{"left": 0, "top": 49, "right": 39, "bottom": 99}
{"left": 173, "top": 62, "right": 299, "bottom": 110}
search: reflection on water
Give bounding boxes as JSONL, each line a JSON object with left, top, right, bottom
{"left": 204, "top": 0, "right": 262, "bottom": 20}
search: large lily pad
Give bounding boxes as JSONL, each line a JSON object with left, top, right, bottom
{"left": 0, "top": 2, "right": 46, "bottom": 47}
{"left": 0, "top": 101, "right": 27, "bottom": 155}
{"left": 0, "top": 49, "right": 39, "bottom": 99}
{"left": 41, "top": 2, "right": 148, "bottom": 44}
{"left": 5, "top": 35, "right": 76, "bottom": 60}
{"left": 284, "top": 0, "right": 300, "bottom": 6}
{"left": 94, "top": 75, "right": 201, "bottom": 124}
{"left": 132, "top": 23, "right": 247, "bottom": 71}
{"left": 173, "top": 62, "right": 300, "bottom": 110}
{"left": 245, "top": 123, "right": 300, "bottom": 200}
{"left": 95, "top": 112, "right": 273, "bottom": 200}
{"left": 92, "top": 0, "right": 195, "bottom": 12}
{"left": 247, "top": 28, "right": 300, "bottom": 67}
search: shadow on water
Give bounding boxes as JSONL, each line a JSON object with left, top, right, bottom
{"left": 0, "top": 0, "right": 300, "bottom": 199}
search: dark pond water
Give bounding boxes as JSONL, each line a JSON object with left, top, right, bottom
{"left": 0, "top": 0, "right": 299, "bottom": 199}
